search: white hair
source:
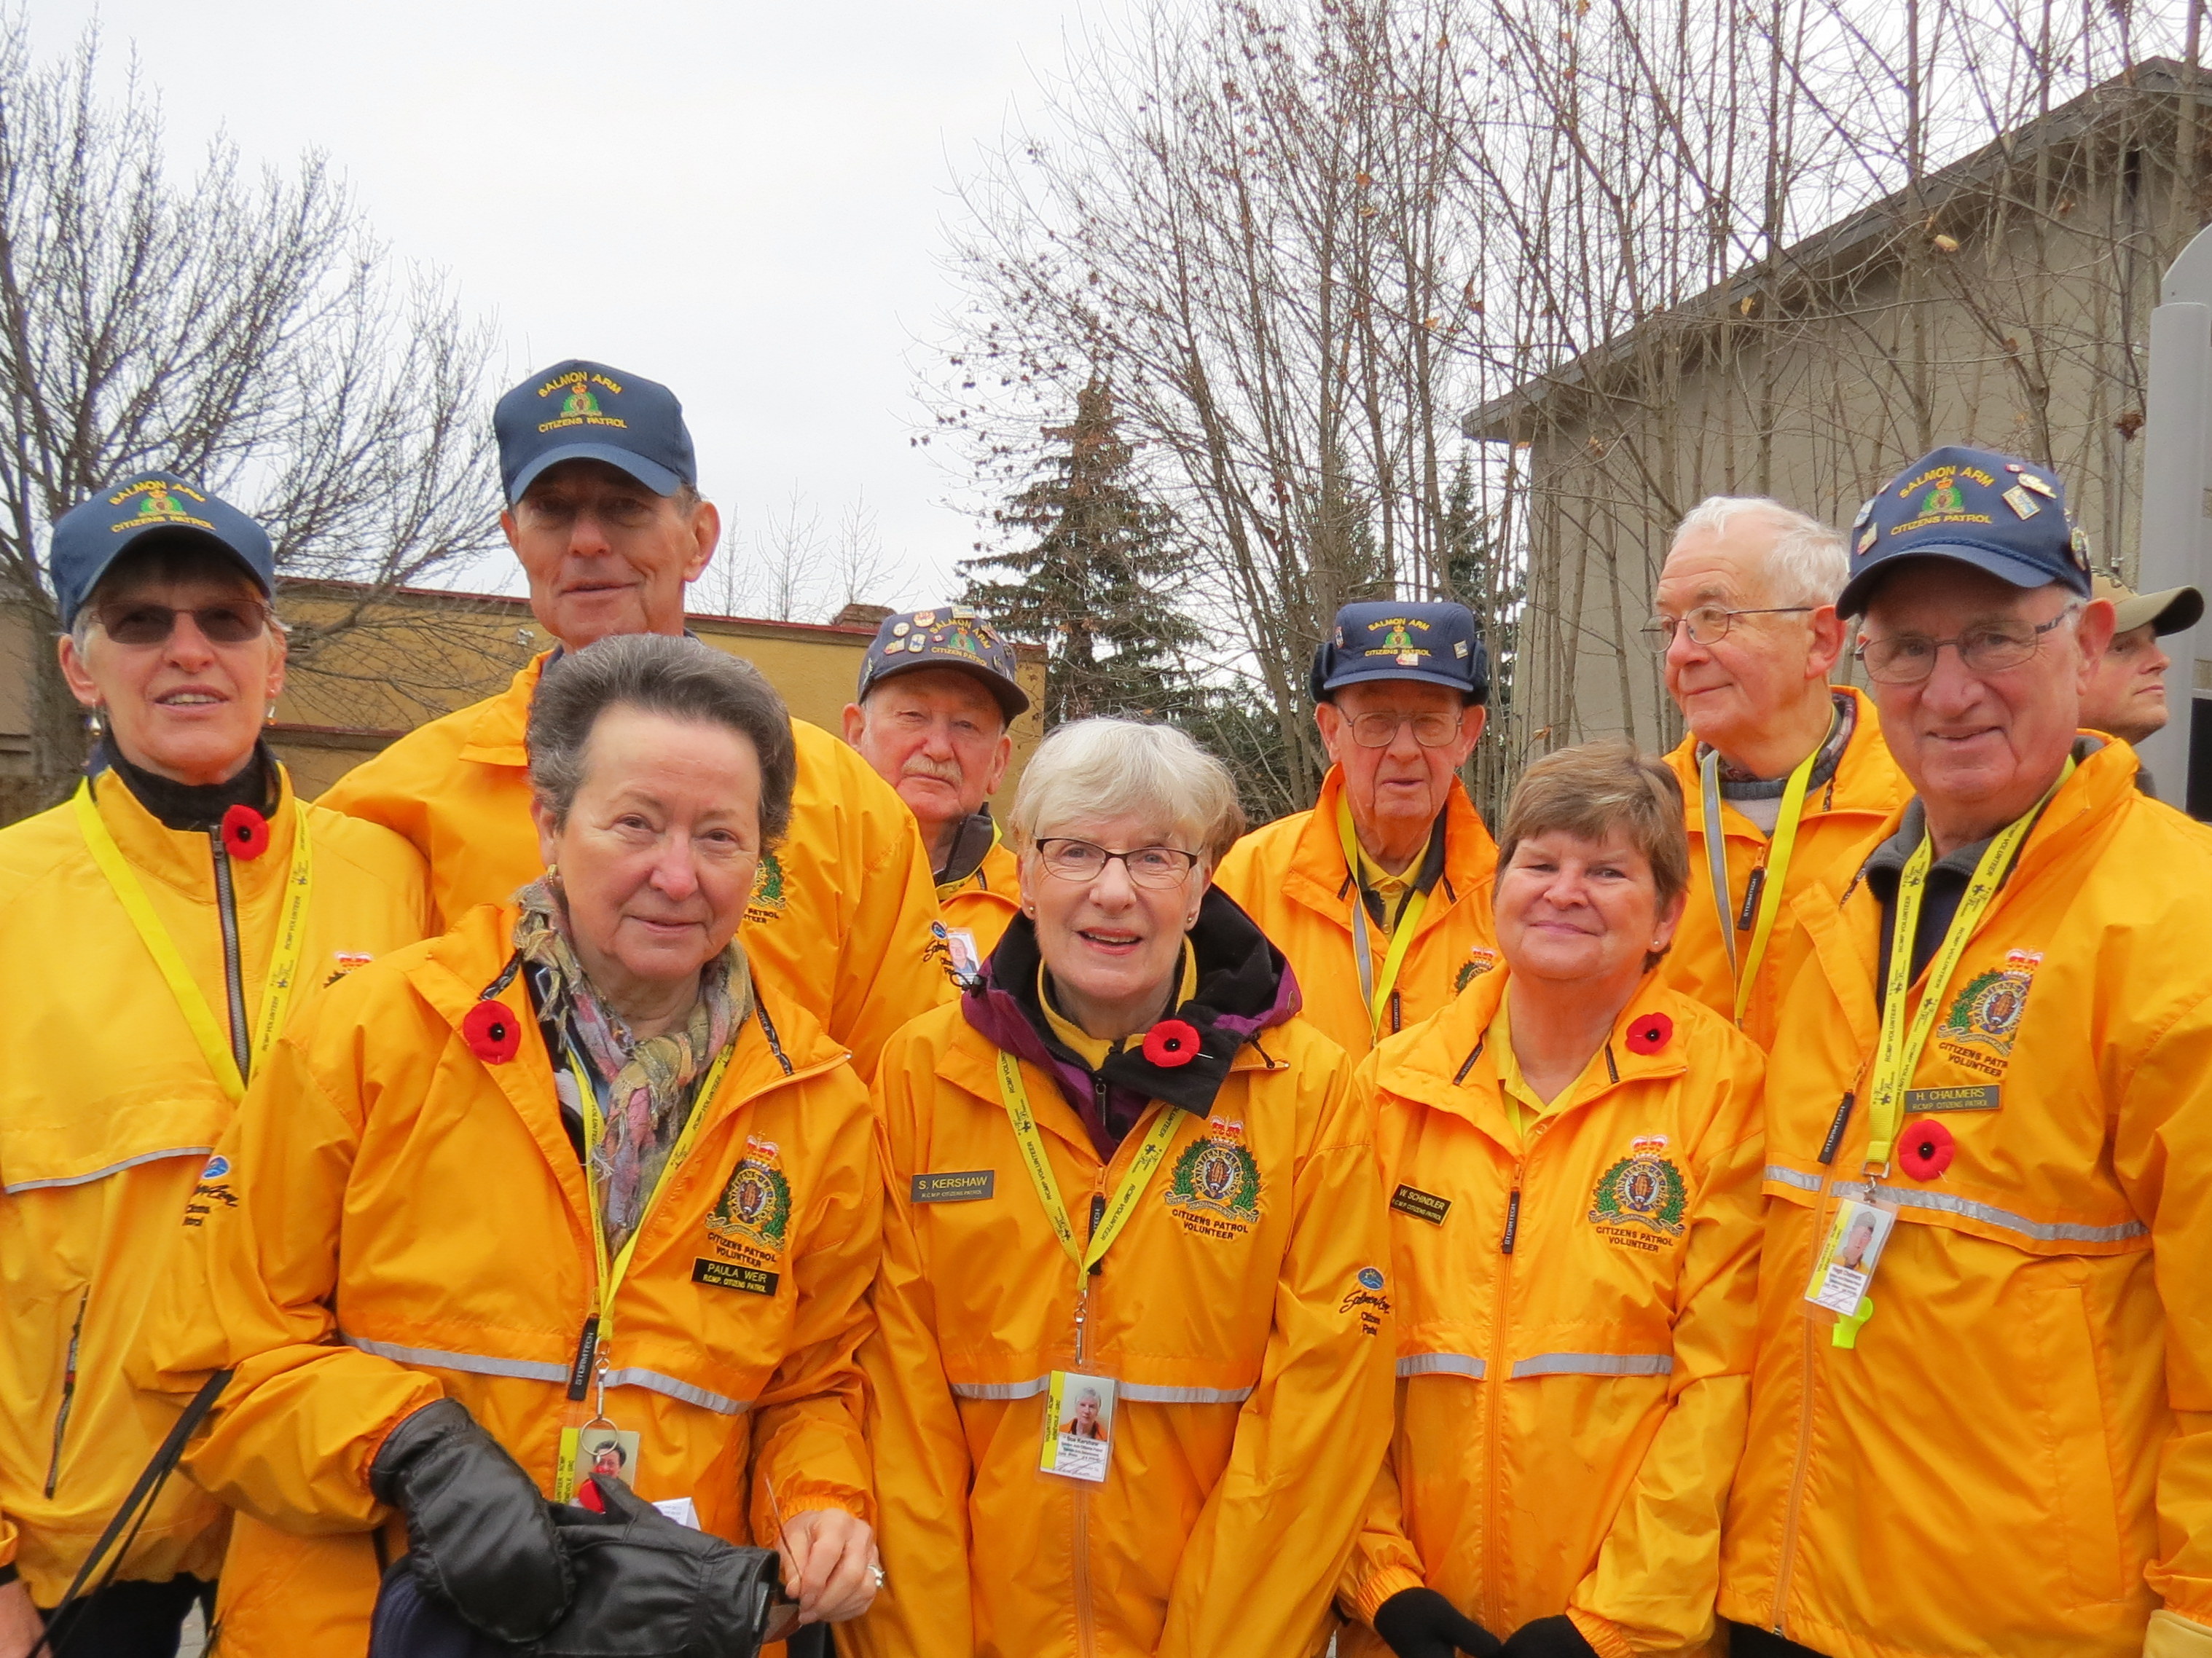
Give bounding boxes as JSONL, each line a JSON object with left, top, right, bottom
{"left": 1007, "top": 718, "right": 1246, "bottom": 865}
{"left": 1668, "top": 496, "right": 1849, "bottom": 608}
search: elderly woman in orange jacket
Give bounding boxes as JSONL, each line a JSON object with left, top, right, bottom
{"left": 1343, "top": 743, "right": 1765, "bottom": 1658}
{"left": 848, "top": 718, "right": 1395, "bottom": 1658}
{"left": 0, "top": 476, "right": 429, "bottom": 1658}
{"left": 141, "top": 635, "right": 882, "bottom": 1654}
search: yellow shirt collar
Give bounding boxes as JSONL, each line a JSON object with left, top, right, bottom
{"left": 1040, "top": 939, "right": 1200, "bottom": 1069}
{"left": 1490, "top": 997, "right": 1606, "bottom": 1143}
{"left": 1336, "top": 795, "right": 1419, "bottom": 929}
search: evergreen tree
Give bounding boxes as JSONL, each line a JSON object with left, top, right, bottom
{"left": 962, "top": 380, "right": 1199, "bottom": 723}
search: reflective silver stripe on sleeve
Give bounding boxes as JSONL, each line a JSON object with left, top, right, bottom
{"left": 1835, "top": 1183, "right": 2148, "bottom": 1246}
{"left": 339, "top": 1337, "right": 750, "bottom": 1413}
{"left": 1509, "top": 1352, "right": 1674, "bottom": 1379}
{"left": 1117, "top": 1382, "right": 1253, "bottom": 1404}
{"left": 600, "top": 1367, "right": 749, "bottom": 1416}
{"left": 3, "top": 1145, "right": 216, "bottom": 1195}
{"left": 339, "top": 1333, "right": 570, "bottom": 1383}
{"left": 948, "top": 1377, "right": 1252, "bottom": 1404}
{"left": 1763, "top": 1165, "right": 1823, "bottom": 1193}
{"left": 949, "top": 1378, "right": 1051, "bottom": 1401}
{"left": 1397, "top": 1353, "right": 1486, "bottom": 1379}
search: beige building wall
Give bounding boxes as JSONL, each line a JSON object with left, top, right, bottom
{"left": 0, "top": 583, "right": 1046, "bottom": 812}
{"left": 1477, "top": 92, "right": 2179, "bottom": 758}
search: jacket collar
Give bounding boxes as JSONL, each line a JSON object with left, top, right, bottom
{"left": 90, "top": 736, "right": 276, "bottom": 830}
{"left": 961, "top": 886, "right": 1299, "bottom": 1149}
{"left": 1375, "top": 964, "right": 1690, "bottom": 1139}
{"left": 935, "top": 807, "right": 1000, "bottom": 889}
{"left": 1671, "top": 685, "right": 1899, "bottom": 828}
{"left": 1284, "top": 763, "right": 1497, "bottom": 924}
{"left": 84, "top": 752, "right": 302, "bottom": 899}
{"left": 458, "top": 653, "right": 546, "bottom": 769}
{"left": 404, "top": 901, "right": 846, "bottom": 1209}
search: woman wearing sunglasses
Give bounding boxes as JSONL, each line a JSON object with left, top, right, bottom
{"left": 851, "top": 718, "right": 1394, "bottom": 1658}
{"left": 0, "top": 474, "right": 429, "bottom": 1658}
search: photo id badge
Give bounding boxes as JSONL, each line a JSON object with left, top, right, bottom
{"left": 554, "top": 1423, "right": 641, "bottom": 1503}
{"left": 1803, "top": 1197, "right": 1899, "bottom": 1317}
{"left": 1038, "top": 1371, "right": 1116, "bottom": 1484}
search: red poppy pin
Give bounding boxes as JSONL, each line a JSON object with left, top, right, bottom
{"left": 463, "top": 1001, "right": 520, "bottom": 1064}
{"left": 1898, "top": 1117, "right": 1956, "bottom": 1181}
{"left": 1624, "top": 1011, "right": 1674, "bottom": 1055}
{"left": 1142, "top": 1017, "right": 1202, "bottom": 1068}
{"left": 220, "top": 804, "right": 270, "bottom": 860}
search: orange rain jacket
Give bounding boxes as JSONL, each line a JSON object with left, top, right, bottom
{"left": 937, "top": 832, "right": 1021, "bottom": 964}
{"left": 1341, "top": 969, "right": 1765, "bottom": 1657}
{"left": 0, "top": 763, "right": 428, "bottom": 1605}
{"left": 1214, "top": 766, "right": 1499, "bottom": 1059}
{"left": 846, "top": 1005, "right": 1394, "bottom": 1657}
{"left": 1660, "top": 687, "right": 1910, "bottom": 1048}
{"left": 318, "top": 651, "right": 949, "bottom": 1074}
{"left": 1718, "top": 741, "right": 2212, "bottom": 1658}
{"left": 137, "top": 900, "right": 881, "bottom": 1654}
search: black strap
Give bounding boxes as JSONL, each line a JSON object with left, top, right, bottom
{"left": 43, "top": 1369, "right": 230, "bottom": 1652}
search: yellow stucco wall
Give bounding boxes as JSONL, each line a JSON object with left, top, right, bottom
{"left": 0, "top": 584, "right": 1047, "bottom": 810}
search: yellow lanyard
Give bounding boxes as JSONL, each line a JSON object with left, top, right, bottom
{"left": 1699, "top": 708, "right": 1832, "bottom": 1028}
{"left": 994, "top": 1050, "right": 1184, "bottom": 1277}
{"left": 74, "top": 779, "right": 313, "bottom": 1102}
{"left": 1864, "top": 762, "right": 2071, "bottom": 1172}
{"left": 569, "top": 1038, "right": 737, "bottom": 1360}
{"left": 1337, "top": 796, "right": 1432, "bottom": 1032}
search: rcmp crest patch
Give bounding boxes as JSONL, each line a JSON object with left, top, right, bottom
{"left": 745, "top": 852, "right": 788, "bottom": 925}
{"left": 1454, "top": 946, "right": 1501, "bottom": 994}
{"left": 1935, "top": 949, "right": 2039, "bottom": 1077}
{"left": 1588, "top": 1136, "right": 1687, "bottom": 1251}
{"left": 707, "top": 1136, "right": 792, "bottom": 1265}
{"left": 1165, "top": 1117, "right": 1262, "bottom": 1241}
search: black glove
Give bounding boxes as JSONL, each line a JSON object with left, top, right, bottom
{"left": 537, "top": 1476, "right": 780, "bottom": 1658}
{"left": 367, "top": 1398, "right": 572, "bottom": 1644}
{"left": 1500, "top": 1614, "right": 1601, "bottom": 1657}
{"left": 1374, "top": 1587, "right": 1504, "bottom": 1658}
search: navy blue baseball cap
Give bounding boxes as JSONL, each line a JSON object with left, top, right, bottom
{"left": 858, "top": 607, "right": 1030, "bottom": 721}
{"left": 1837, "top": 445, "right": 2093, "bottom": 618}
{"left": 48, "top": 472, "right": 275, "bottom": 629}
{"left": 494, "top": 359, "right": 697, "bottom": 504}
{"left": 1310, "top": 601, "right": 1491, "bottom": 706}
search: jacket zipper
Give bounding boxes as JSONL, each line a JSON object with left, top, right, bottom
{"left": 1483, "top": 1156, "right": 1522, "bottom": 1632}
{"left": 211, "top": 833, "right": 251, "bottom": 1081}
{"left": 1074, "top": 1164, "right": 1107, "bottom": 1658}
{"left": 1770, "top": 1314, "right": 1818, "bottom": 1635}
{"left": 45, "top": 1289, "right": 88, "bottom": 1498}
{"left": 1772, "top": 1055, "right": 1870, "bottom": 1635}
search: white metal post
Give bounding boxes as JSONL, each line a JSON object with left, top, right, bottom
{"left": 2135, "top": 224, "right": 2212, "bottom": 806}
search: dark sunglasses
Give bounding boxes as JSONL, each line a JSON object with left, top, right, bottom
{"left": 93, "top": 600, "right": 272, "bottom": 646}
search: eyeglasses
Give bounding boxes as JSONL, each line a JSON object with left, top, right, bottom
{"left": 1345, "top": 711, "right": 1462, "bottom": 749}
{"left": 1034, "top": 838, "right": 1202, "bottom": 889}
{"left": 1854, "top": 609, "right": 2075, "bottom": 684}
{"left": 93, "top": 600, "right": 272, "bottom": 646}
{"left": 1641, "top": 606, "right": 1814, "bottom": 648}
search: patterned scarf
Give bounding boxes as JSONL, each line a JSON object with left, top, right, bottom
{"left": 514, "top": 877, "right": 751, "bottom": 1258}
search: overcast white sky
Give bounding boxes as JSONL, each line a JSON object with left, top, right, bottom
{"left": 30, "top": 0, "right": 1123, "bottom": 613}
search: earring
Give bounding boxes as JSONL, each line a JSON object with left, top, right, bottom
{"left": 85, "top": 706, "right": 102, "bottom": 736}
{"left": 265, "top": 702, "right": 278, "bottom": 724}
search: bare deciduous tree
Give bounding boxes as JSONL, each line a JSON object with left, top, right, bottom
{"left": 0, "top": 17, "right": 500, "bottom": 810}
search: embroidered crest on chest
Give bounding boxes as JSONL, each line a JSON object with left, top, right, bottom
{"left": 1164, "top": 1116, "right": 1263, "bottom": 1241}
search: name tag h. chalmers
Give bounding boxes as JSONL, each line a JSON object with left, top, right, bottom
{"left": 692, "top": 1258, "right": 779, "bottom": 1295}
{"left": 911, "top": 1170, "right": 997, "bottom": 1204}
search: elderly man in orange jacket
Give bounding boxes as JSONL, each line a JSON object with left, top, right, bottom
{"left": 842, "top": 607, "right": 1029, "bottom": 975}
{"left": 1719, "top": 446, "right": 2212, "bottom": 1658}
{"left": 1652, "top": 497, "right": 1909, "bottom": 1046}
{"left": 1215, "top": 602, "right": 1497, "bottom": 1059}
{"left": 318, "top": 359, "right": 947, "bottom": 1077}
